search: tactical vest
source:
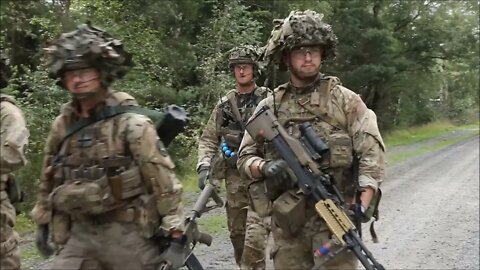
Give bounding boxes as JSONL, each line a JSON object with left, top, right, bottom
{"left": 266, "top": 77, "right": 355, "bottom": 197}
{"left": 216, "top": 87, "right": 268, "bottom": 150}
{"left": 50, "top": 91, "right": 147, "bottom": 218}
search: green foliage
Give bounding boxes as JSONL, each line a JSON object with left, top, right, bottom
{"left": 0, "top": 0, "right": 478, "bottom": 212}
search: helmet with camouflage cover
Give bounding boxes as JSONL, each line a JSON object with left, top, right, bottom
{"left": 228, "top": 45, "right": 262, "bottom": 78}
{"left": 44, "top": 22, "right": 133, "bottom": 88}
{"left": 262, "top": 10, "right": 338, "bottom": 70}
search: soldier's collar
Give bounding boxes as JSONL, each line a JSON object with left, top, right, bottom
{"left": 288, "top": 74, "right": 322, "bottom": 94}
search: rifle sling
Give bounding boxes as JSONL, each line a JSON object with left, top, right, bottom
{"left": 226, "top": 91, "right": 246, "bottom": 131}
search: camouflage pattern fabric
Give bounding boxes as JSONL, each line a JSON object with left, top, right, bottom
{"left": 262, "top": 10, "right": 337, "bottom": 70}
{"left": 237, "top": 76, "right": 385, "bottom": 269}
{"left": 31, "top": 89, "right": 184, "bottom": 268}
{"left": 197, "top": 87, "right": 269, "bottom": 266}
{"left": 1, "top": 95, "right": 28, "bottom": 270}
{"left": 44, "top": 22, "right": 133, "bottom": 87}
{"left": 241, "top": 207, "right": 271, "bottom": 270}
{"left": 51, "top": 222, "right": 166, "bottom": 270}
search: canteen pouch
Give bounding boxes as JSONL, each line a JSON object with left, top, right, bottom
{"left": 247, "top": 181, "right": 272, "bottom": 218}
{"left": 272, "top": 190, "right": 307, "bottom": 236}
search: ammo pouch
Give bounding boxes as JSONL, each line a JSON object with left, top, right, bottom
{"left": 137, "top": 194, "right": 161, "bottom": 238}
{"left": 247, "top": 181, "right": 272, "bottom": 218}
{"left": 328, "top": 133, "right": 353, "bottom": 168}
{"left": 51, "top": 211, "right": 71, "bottom": 245}
{"left": 272, "top": 190, "right": 307, "bottom": 236}
{"left": 108, "top": 166, "right": 144, "bottom": 200}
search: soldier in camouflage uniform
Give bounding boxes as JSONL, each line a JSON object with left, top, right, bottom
{"left": 1, "top": 55, "right": 29, "bottom": 270}
{"left": 237, "top": 10, "right": 386, "bottom": 269}
{"left": 197, "top": 45, "right": 270, "bottom": 267}
{"left": 30, "top": 23, "right": 186, "bottom": 270}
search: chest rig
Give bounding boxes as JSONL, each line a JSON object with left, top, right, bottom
{"left": 267, "top": 77, "right": 355, "bottom": 196}
{"left": 216, "top": 87, "right": 267, "bottom": 150}
{"left": 50, "top": 93, "right": 146, "bottom": 217}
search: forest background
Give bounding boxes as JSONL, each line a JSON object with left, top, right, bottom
{"left": 1, "top": 0, "right": 478, "bottom": 212}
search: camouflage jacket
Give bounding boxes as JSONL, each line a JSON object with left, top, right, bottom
{"left": 197, "top": 86, "right": 269, "bottom": 172}
{"left": 0, "top": 94, "right": 29, "bottom": 176}
{"left": 33, "top": 89, "right": 184, "bottom": 232}
{"left": 237, "top": 76, "right": 385, "bottom": 195}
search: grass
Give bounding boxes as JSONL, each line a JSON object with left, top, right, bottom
{"left": 388, "top": 130, "right": 479, "bottom": 165}
{"left": 197, "top": 214, "right": 228, "bottom": 234}
{"left": 383, "top": 120, "right": 479, "bottom": 147}
{"left": 15, "top": 212, "right": 36, "bottom": 235}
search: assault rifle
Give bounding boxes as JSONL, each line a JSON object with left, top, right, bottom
{"left": 245, "top": 106, "right": 384, "bottom": 270}
{"left": 159, "top": 183, "right": 224, "bottom": 270}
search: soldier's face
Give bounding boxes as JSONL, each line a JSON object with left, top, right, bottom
{"left": 233, "top": 64, "right": 254, "bottom": 86}
{"left": 286, "top": 46, "right": 322, "bottom": 80}
{"left": 64, "top": 68, "right": 102, "bottom": 96}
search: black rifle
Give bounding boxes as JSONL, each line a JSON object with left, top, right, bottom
{"left": 245, "top": 106, "right": 384, "bottom": 270}
{"left": 159, "top": 183, "right": 224, "bottom": 270}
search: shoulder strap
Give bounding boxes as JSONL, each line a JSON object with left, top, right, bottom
{"left": 225, "top": 90, "right": 246, "bottom": 131}
{"left": 57, "top": 106, "right": 163, "bottom": 152}
{"left": 296, "top": 78, "right": 346, "bottom": 132}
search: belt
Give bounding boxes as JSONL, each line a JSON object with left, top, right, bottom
{"left": 76, "top": 207, "right": 141, "bottom": 225}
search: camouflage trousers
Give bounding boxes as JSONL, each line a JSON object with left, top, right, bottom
{"left": 52, "top": 221, "right": 163, "bottom": 270}
{"left": 271, "top": 213, "right": 358, "bottom": 270}
{"left": 221, "top": 168, "right": 249, "bottom": 266}
{"left": 240, "top": 207, "right": 271, "bottom": 270}
{"left": 0, "top": 192, "right": 20, "bottom": 270}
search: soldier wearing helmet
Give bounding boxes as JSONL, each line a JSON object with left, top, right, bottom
{"left": 197, "top": 45, "right": 270, "bottom": 267}
{"left": 30, "top": 23, "right": 186, "bottom": 269}
{"left": 1, "top": 53, "right": 29, "bottom": 270}
{"left": 238, "top": 10, "right": 386, "bottom": 269}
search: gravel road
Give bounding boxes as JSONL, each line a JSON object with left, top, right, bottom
{"left": 20, "top": 131, "right": 479, "bottom": 270}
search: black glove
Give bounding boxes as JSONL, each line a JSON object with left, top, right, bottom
{"left": 159, "top": 238, "right": 186, "bottom": 270}
{"left": 35, "top": 224, "right": 54, "bottom": 258}
{"left": 197, "top": 166, "right": 209, "bottom": 190}
{"left": 262, "top": 160, "right": 288, "bottom": 178}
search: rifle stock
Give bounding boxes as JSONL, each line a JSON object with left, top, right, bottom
{"left": 245, "top": 106, "right": 384, "bottom": 270}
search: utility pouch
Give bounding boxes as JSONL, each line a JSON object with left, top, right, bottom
{"left": 51, "top": 175, "right": 113, "bottom": 215}
{"left": 109, "top": 166, "right": 144, "bottom": 200}
{"left": 328, "top": 133, "right": 353, "bottom": 168}
{"left": 272, "top": 191, "right": 307, "bottom": 236}
{"left": 247, "top": 181, "right": 272, "bottom": 218}
{"left": 5, "top": 174, "right": 23, "bottom": 203}
{"left": 137, "top": 194, "right": 161, "bottom": 238}
{"left": 223, "top": 133, "right": 242, "bottom": 150}
{"left": 51, "top": 211, "right": 71, "bottom": 245}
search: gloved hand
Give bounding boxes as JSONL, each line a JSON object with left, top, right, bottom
{"left": 159, "top": 238, "right": 186, "bottom": 270}
{"left": 35, "top": 224, "right": 54, "bottom": 258}
{"left": 262, "top": 160, "right": 288, "bottom": 178}
{"left": 197, "top": 166, "right": 209, "bottom": 190}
